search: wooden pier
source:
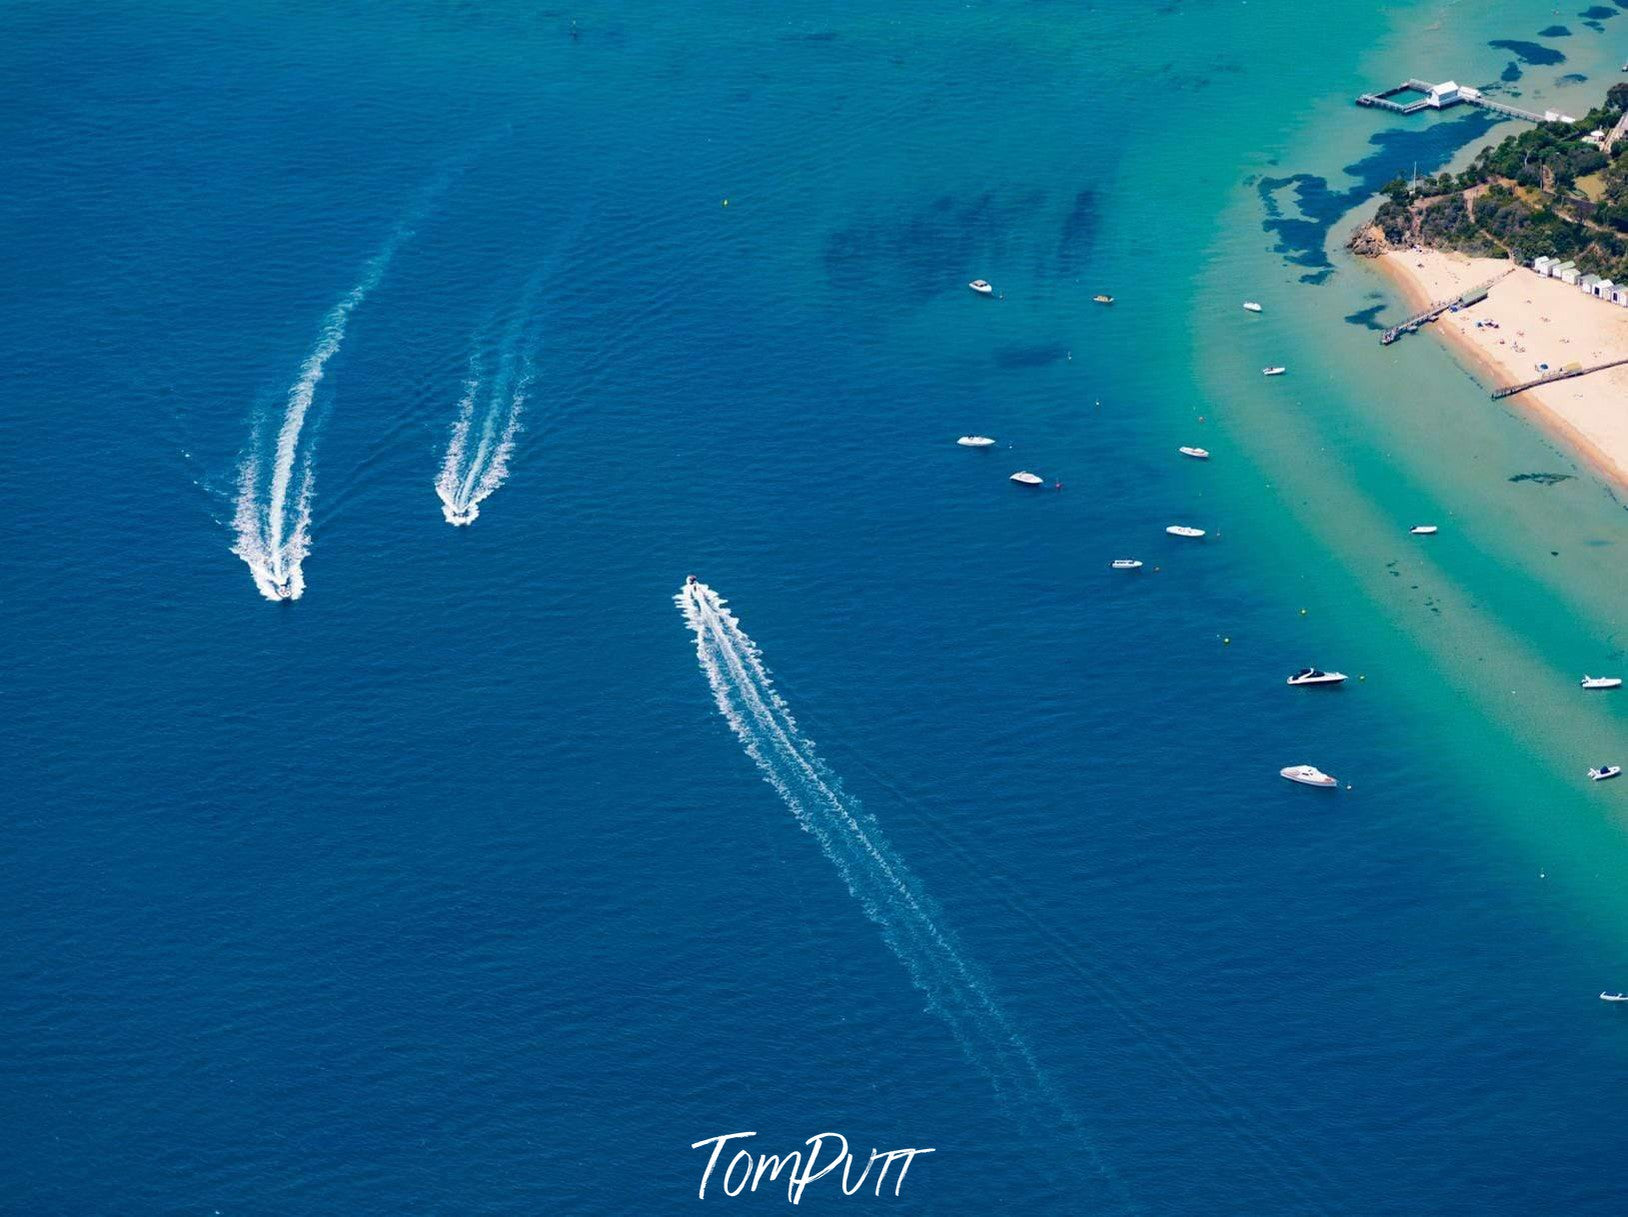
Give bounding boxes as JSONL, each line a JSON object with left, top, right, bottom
{"left": 1490, "top": 356, "right": 1628, "bottom": 399}
{"left": 1380, "top": 269, "right": 1514, "bottom": 345}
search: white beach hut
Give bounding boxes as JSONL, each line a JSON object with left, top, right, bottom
{"left": 1580, "top": 273, "right": 1601, "bottom": 294}
{"left": 1560, "top": 266, "right": 1581, "bottom": 286}
{"left": 1613, "top": 285, "right": 1628, "bottom": 307}
{"left": 1533, "top": 255, "right": 1555, "bottom": 275}
{"left": 1550, "top": 260, "right": 1576, "bottom": 279}
{"left": 1595, "top": 279, "right": 1615, "bottom": 299}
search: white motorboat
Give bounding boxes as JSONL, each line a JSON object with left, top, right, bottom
{"left": 1603, "top": 992, "right": 1628, "bottom": 1002}
{"left": 1410, "top": 524, "right": 1438, "bottom": 535}
{"left": 1280, "top": 764, "right": 1338, "bottom": 787}
{"left": 1178, "top": 446, "right": 1210, "bottom": 459}
{"left": 1093, "top": 293, "right": 1115, "bottom": 305}
{"left": 1243, "top": 301, "right": 1263, "bottom": 313}
{"left": 1263, "top": 366, "right": 1286, "bottom": 376}
{"left": 1580, "top": 675, "right": 1623, "bottom": 690}
{"left": 969, "top": 279, "right": 994, "bottom": 295}
{"left": 1110, "top": 559, "right": 1143, "bottom": 570}
{"left": 1010, "top": 471, "right": 1044, "bottom": 486}
{"left": 1165, "top": 525, "right": 1205, "bottom": 538}
{"left": 1287, "top": 668, "right": 1348, "bottom": 686}
{"left": 957, "top": 435, "right": 997, "bottom": 448}
{"left": 1589, "top": 765, "right": 1622, "bottom": 782}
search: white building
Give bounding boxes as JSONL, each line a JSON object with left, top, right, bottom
{"left": 1429, "top": 81, "right": 1461, "bottom": 107}
{"left": 1560, "top": 266, "right": 1581, "bottom": 285}
{"left": 1580, "top": 273, "right": 1601, "bottom": 293}
{"left": 1550, "top": 260, "right": 1575, "bottom": 279}
{"left": 1533, "top": 255, "right": 1555, "bottom": 275}
{"left": 1613, "top": 285, "right": 1628, "bottom": 307}
{"left": 1594, "top": 279, "right": 1615, "bottom": 299}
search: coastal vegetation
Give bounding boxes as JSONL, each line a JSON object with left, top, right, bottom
{"left": 1352, "top": 84, "right": 1628, "bottom": 279}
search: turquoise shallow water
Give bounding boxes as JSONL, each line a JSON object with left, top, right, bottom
{"left": 4, "top": 2, "right": 1627, "bottom": 1213}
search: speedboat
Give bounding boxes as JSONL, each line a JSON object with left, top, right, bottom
{"left": 686, "top": 574, "right": 698, "bottom": 587}
{"left": 1280, "top": 764, "right": 1338, "bottom": 787}
{"left": 1178, "top": 446, "right": 1210, "bottom": 459}
{"left": 1093, "top": 294, "right": 1114, "bottom": 305}
{"left": 969, "top": 279, "right": 994, "bottom": 296}
{"left": 445, "top": 505, "right": 477, "bottom": 526}
{"left": 1263, "top": 366, "right": 1286, "bottom": 376}
{"left": 1409, "top": 524, "right": 1438, "bottom": 535}
{"left": 1589, "top": 765, "right": 1622, "bottom": 782}
{"left": 1165, "top": 525, "right": 1205, "bottom": 538}
{"left": 957, "top": 435, "right": 997, "bottom": 448}
{"left": 1110, "top": 559, "right": 1143, "bottom": 570}
{"left": 1287, "top": 668, "right": 1348, "bottom": 686}
{"left": 1603, "top": 992, "right": 1628, "bottom": 1002}
{"left": 272, "top": 579, "right": 294, "bottom": 601}
{"left": 1243, "top": 301, "right": 1263, "bottom": 313}
{"left": 1010, "top": 471, "right": 1044, "bottom": 486}
{"left": 1580, "top": 675, "right": 1623, "bottom": 690}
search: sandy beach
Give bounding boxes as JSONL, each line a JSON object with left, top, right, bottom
{"left": 1375, "top": 248, "right": 1628, "bottom": 491}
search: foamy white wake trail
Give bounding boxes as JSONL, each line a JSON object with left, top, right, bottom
{"left": 678, "top": 579, "right": 1132, "bottom": 1209}
{"left": 232, "top": 227, "right": 411, "bottom": 599}
{"left": 435, "top": 284, "right": 539, "bottom": 527}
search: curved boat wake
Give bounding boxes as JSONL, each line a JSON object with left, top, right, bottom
{"left": 231, "top": 229, "right": 410, "bottom": 600}
{"left": 434, "top": 294, "right": 537, "bottom": 526}
{"left": 677, "top": 579, "right": 1132, "bottom": 1210}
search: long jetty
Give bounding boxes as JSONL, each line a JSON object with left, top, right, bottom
{"left": 1491, "top": 356, "right": 1628, "bottom": 399}
{"left": 1380, "top": 269, "right": 1515, "bottom": 345}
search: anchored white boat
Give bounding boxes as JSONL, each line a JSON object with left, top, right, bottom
{"left": 1178, "top": 446, "right": 1210, "bottom": 459}
{"left": 1589, "top": 765, "right": 1622, "bottom": 782}
{"left": 1410, "top": 524, "right": 1438, "bottom": 535}
{"left": 1010, "top": 471, "right": 1044, "bottom": 486}
{"left": 1263, "top": 366, "right": 1286, "bottom": 377}
{"left": 1093, "top": 293, "right": 1115, "bottom": 305}
{"left": 1580, "top": 675, "right": 1622, "bottom": 690}
{"left": 1603, "top": 992, "right": 1628, "bottom": 1002}
{"left": 957, "top": 435, "right": 996, "bottom": 448}
{"left": 1280, "top": 764, "right": 1338, "bottom": 787}
{"left": 1243, "top": 301, "right": 1263, "bottom": 313}
{"left": 1165, "top": 524, "right": 1205, "bottom": 538}
{"left": 1287, "top": 668, "right": 1347, "bottom": 686}
{"left": 969, "top": 279, "right": 994, "bottom": 296}
{"left": 1110, "top": 559, "right": 1143, "bottom": 570}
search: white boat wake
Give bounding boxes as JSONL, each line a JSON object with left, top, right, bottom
{"left": 231, "top": 228, "right": 411, "bottom": 600}
{"left": 678, "top": 578, "right": 1131, "bottom": 1208}
{"left": 434, "top": 292, "right": 537, "bottom": 526}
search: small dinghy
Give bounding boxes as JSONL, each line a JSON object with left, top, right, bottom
{"left": 1263, "top": 366, "right": 1286, "bottom": 377}
{"left": 1589, "top": 765, "right": 1622, "bottom": 782}
{"left": 969, "top": 279, "right": 994, "bottom": 296}
{"left": 1093, "top": 293, "right": 1114, "bottom": 305}
{"left": 1280, "top": 764, "right": 1338, "bottom": 788}
{"left": 1603, "top": 992, "right": 1628, "bottom": 1002}
{"left": 957, "top": 435, "right": 996, "bottom": 448}
{"left": 1287, "top": 668, "right": 1348, "bottom": 687}
{"left": 1580, "top": 675, "right": 1622, "bottom": 690}
{"left": 1010, "top": 471, "right": 1044, "bottom": 486}
{"left": 1243, "top": 301, "right": 1263, "bottom": 313}
{"left": 1110, "top": 559, "right": 1143, "bottom": 570}
{"left": 1165, "top": 525, "right": 1205, "bottom": 538}
{"left": 1178, "top": 446, "right": 1210, "bottom": 459}
{"left": 1410, "top": 524, "right": 1438, "bottom": 535}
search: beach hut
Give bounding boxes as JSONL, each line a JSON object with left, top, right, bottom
{"left": 1560, "top": 266, "right": 1581, "bottom": 286}
{"left": 1595, "top": 279, "right": 1615, "bottom": 299}
{"left": 1550, "top": 260, "right": 1575, "bottom": 279}
{"left": 1580, "top": 273, "right": 1601, "bottom": 294}
{"left": 1533, "top": 255, "right": 1555, "bottom": 275}
{"left": 1613, "top": 285, "right": 1628, "bottom": 307}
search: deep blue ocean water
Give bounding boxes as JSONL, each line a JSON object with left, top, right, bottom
{"left": 6, "top": 2, "right": 1628, "bottom": 1213}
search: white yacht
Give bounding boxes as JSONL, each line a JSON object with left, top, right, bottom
{"left": 1409, "top": 524, "right": 1439, "bottom": 535}
{"left": 956, "top": 435, "right": 997, "bottom": 448}
{"left": 1178, "top": 446, "right": 1210, "bottom": 459}
{"left": 1110, "top": 559, "right": 1143, "bottom": 570}
{"left": 1580, "top": 675, "right": 1622, "bottom": 690}
{"left": 1602, "top": 992, "right": 1628, "bottom": 1002}
{"left": 1287, "top": 668, "right": 1348, "bottom": 686}
{"left": 1588, "top": 765, "right": 1622, "bottom": 782}
{"left": 1280, "top": 764, "right": 1338, "bottom": 787}
{"left": 1010, "top": 471, "right": 1044, "bottom": 486}
{"left": 1263, "top": 366, "right": 1287, "bottom": 376}
{"left": 969, "top": 279, "right": 994, "bottom": 296}
{"left": 1243, "top": 301, "right": 1263, "bottom": 313}
{"left": 1165, "top": 525, "right": 1205, "bottom": 538}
